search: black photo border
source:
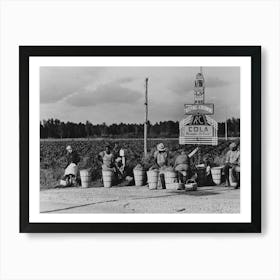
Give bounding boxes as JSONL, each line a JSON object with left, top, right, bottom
{"left": 19, "top": 46, "right": 261, "bottom": 233}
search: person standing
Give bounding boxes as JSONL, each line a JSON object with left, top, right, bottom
{"left": 224, "top": 142, "right": 240, "bottom": 188}
{"left": 153, "top": 143, "right": 169, "bottom": 189}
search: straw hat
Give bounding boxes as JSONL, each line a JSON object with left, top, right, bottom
{"left": 157, "top": 143, "right": 166, "bottom": 152}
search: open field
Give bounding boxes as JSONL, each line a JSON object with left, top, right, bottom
{"left": 40, "top": 138, "right": 239, "bottom": 189}
{"left": 40, "top": 184, "right": 240, "bottom": 214}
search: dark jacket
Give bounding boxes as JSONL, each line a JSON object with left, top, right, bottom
{"left": 65, "top": 151, "right": 80, "bottom": 168}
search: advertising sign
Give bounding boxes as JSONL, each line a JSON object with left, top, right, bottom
{"left": 179, "top": 114, "right": 218, "bottom": 146}
{"left": 179, "top": 69, "right": 218, "bottom": 146}
{"left": 191, "top": 115, "right": 206, "bottom": 125}
{"left": 180, "top": 125, "right": 213, "bottom": 137}
{"left": 184, "top": 104, "right": 214, "bottom": 115}
{"left": 194, "top": 94, "right": 204, "bottom": 104}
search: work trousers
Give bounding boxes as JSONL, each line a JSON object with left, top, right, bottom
{"left": 224, "top": 163, "right": 239, "bottom": 185}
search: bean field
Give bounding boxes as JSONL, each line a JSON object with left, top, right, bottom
{"left": 40, "top": 138, "right": 239, "bottom": 189}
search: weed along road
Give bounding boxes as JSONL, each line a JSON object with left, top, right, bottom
{"left": 40, "top": 185, "right": 240, "bottom": 214}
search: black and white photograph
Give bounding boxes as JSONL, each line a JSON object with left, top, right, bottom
{"left": 20, "top": 46, "right": 261, "bottom": 233}
{"left": 3, "top": 1, "right": 280, "bottom": 279}
{"left": 40, "top": 66, "right": 241, "bottom": 214}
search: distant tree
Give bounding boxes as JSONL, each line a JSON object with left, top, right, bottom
{"left": 40, "top": 118, "right": 240, "bottom": 139}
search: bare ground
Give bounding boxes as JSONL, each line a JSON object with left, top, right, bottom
{"left": 40, "top": 184, "right": 240, "bottom": 214}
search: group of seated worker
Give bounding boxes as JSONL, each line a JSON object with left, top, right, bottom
{"left": 152, "top": 143, "right": 197, "bottom": 190}
{"left": 152, "top": 142, "right": 240, "bottom": 189}
{"left": 60, "top": 141, "right": 240, "bottom": 189}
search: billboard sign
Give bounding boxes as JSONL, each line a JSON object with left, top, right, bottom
{"left": 194, "top": 91, "right": 204, "bottom": 104}
{"left": 184, "top": 104, "right": 214, "bottom": 115}
{"left": 180, "top": 125, "right": 213, "bottom": 137}
{"left": 191, "top": 115, "right": 207, "bottom": 125}
{"left": 179, "top": 69, "right": 218, "bottom": 146}
{"left": 179, "top": 115, "right": 218, "bottom": 146}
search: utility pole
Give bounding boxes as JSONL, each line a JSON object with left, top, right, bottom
{"left": 144, "top": 78, "right": 148, "bottom": 157}
{"left": 225, "top": 114, "right": 228, "bottom": 141}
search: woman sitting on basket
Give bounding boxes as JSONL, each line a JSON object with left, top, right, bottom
{"left": 62, "top": 145, "right": 80, "bottom": 187}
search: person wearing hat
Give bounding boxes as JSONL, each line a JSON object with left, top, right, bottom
{"left": 153, "top": 143, "right": 169, "bottom": 189}
{"left": 224, "top": 142, "right": 240, "bottom": 188}
{"left": 62, "top": 145, "right": 80, "bottom": 186}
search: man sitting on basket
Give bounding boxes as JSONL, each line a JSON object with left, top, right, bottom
{"left": 98, "top": 145, "right": 115, "bottom": 170}
{"left": 174, "top": 147, "right": 200, "bottom": 190}
{"left": 174, "top": 150, "right": 192, "bottom": 190}
{"left": 152, "top": 143, "right": 169, "bottom": 189}
{"left": 224, "top": 142, "right": 240, "bottom": 188}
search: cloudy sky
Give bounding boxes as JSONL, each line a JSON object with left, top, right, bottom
{"left": 40, "top": 66, "right": 240, "bottom": 124}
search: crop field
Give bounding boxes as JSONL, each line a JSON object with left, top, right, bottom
{"left": 40, "top": 138, "right": 239, "bottom": 189}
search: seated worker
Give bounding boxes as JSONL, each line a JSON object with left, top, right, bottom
{"left": 98, "top": 145, "right": 115, "bottom": 170}
{"left": 224, "top": 142, "right": 240, "bottom": 188}
{"left": 115, "top": 157, "right": 124, "bottom": 180}
{"left": 62, "top": 145, "right": 80, "bottom": 186}
{"left": 174, "top": 150, "right": 192, "bottom": 190}
{"left": 205, "top": 159, "right": 214, "bottom": 186}
{"left": 117, "top": 148, "right": 135, "bottom": 186}
{"left": 153, "top": 143, "right": 169, "bottom": 189}
{"left": 115, "top": 149, "right": 126, "bottom": 181}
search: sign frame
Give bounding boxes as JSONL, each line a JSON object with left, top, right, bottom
{"left": 19, "top": 45, "right": 261, "bottom": 233}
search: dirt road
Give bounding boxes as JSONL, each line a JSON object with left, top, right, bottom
{"left": 40, "top": 185, "right": 240, "bottom": 213}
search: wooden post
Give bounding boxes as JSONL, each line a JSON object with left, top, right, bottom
{"left": 225, "top": 119, "right": 227, "bottom": 141}
{"left": 144, "top": 78, "right": 148, "bottom": 157}
{"left": 198, "top": 145, "right": 201, "bottom": 164}
{"left": 225, "top": 116, "right": 228, "bottom": 141}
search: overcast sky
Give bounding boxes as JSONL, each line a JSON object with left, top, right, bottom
{"left": 40, "top": 66, "right": 240, "bottom": 124}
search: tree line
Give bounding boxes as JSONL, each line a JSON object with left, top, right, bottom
{"left": 40, "top": 118, "right": 240, "bottom": 139}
